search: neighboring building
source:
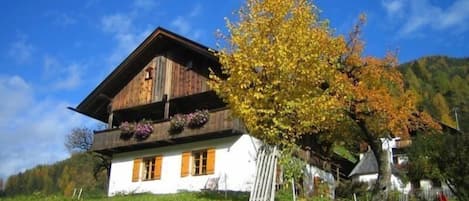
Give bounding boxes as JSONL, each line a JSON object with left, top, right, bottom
{"left": 349, "top": 131, "right": 457, "bottom": 196}
{"left": 72, "top": 27, "right": 352, "bottom": 196}
{"left": 348, "top": 144, "right": 411, "bottom": 193}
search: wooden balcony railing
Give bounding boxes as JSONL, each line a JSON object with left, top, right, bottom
{"left": 91, "top": 109, "right": 245, "bottom": 154}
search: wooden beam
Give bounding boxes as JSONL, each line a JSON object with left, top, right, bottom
{"left": 108, "top": 112, "right": 114, "bottom": 128}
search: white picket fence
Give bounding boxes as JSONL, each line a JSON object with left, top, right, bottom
{"left": 249, "top": 145, "right": 279, "bottom": 201}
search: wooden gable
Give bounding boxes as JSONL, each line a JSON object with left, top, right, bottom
{"left": 73, "top": 27, "right": 220, "bottom": 122}
{"left": 111, "top": 53, "right": 210, "bottom": 112}
{"left": 112, "top": 57, "right": 156, "bottom": 110}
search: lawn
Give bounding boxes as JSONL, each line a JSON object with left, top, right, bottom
{"left": 0, "top": 192, "right": 249, "bottom": 201}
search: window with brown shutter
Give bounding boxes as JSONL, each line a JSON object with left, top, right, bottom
{"left": 206, "top": 148, "right": 215, "bottom": 175}
{"left": 142, "top": 155, "right": 163, "bottom": 181}
{"left": 181, "top": 151, "right": 191, "bottom": 177}
{"left": 132, "top": 156, "right": 163, "bottom": 182}
{"left": 192, "top": 150, "right": 208, "bottom": 175}
{"left": 132, "top": 158, "right": 142, "bottom": 182}
{"left": 154, "top": 155, "right": 163, "bottom": 180}
{"left": 190, "top": 148, "right": 216, "bottom": 176}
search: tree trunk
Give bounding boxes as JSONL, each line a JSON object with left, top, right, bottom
{"left": 368, "top": 138, "right": 392, "bottom": 201}
{"left": 355, "top": 119, "right": 392, "bottom": 201}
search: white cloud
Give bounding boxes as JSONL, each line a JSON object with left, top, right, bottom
{"left": 170, "top": 4, "right": 205, "bottom": 40}
{"left": 381, "top": 0, "right": 469, "bottom": 36}
{"left": 0, "top": 76, "right": 32, "bottom": 126}
{"left": 171, "top": 16, "right": 191, "bottom": 34}
{"left": 43, "top": 55, "right": 60, "bottom": 77}
{"left": 0, "top": 75, "right": 94, "bottom": 180}
{"left": 52, "top": 64, "right": 82, "bottom": 90}
{"left": 8, "top": 38, "right": 34, "bottom": 64}
{"left": 381, "top": 0, "right": 404, "bottom": 17}
{"left": 189, "top": 4, "right": 202, "bottom": 18}
{"left": 42, "top": 56, "right": 83, "bottom": 90}
{"left": 100, "top": 13, "right": 152, "bottom": 67}
{"left": 101, "top": 14, "right": 133, "bottom": 34}
{"left": 439, "top": 0, "right": 469, "bottom": 30}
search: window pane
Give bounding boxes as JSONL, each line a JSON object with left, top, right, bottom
{"left": 192, "top": 149, "right": 209, "bottom": 176}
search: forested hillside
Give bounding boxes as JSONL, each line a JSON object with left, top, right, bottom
{"left": 399, "top": 56, "right": 469, "bottom": 132}
{"left": 2, "top": 153, "right": 108, "bottom": 197}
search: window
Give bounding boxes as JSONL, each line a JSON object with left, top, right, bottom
{"left": 144, "top": 67, "right": 153, "bottom": 80}
{"left": 181, "top": 148, "right": 215, "bottom": 177}
{"left": 143, "top": 157, "right": 156, "bottom": 180}
{"left": 132, "top": 155, "right": 162, "bottom": 182}
{"left": 192, "top": 150, "right": 208, "bottom": 175}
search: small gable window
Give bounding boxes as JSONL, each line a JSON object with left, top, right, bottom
{"left": 144, "top": 67, "right": 153, "bottom": 80}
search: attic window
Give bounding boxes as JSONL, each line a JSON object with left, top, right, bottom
{"left": 145, "top": 67, "right": 153, "bottom": 80}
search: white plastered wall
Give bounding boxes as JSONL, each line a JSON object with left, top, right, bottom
{"left": 107, "top": 134, "right": 262, "bottom": 196}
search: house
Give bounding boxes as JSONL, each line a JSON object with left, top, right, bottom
{"left": 71, "top": 27, "right": 352, "bottom": 196}
{"left": 349, "top": 126, "right": 459, "bottom": 197}
{"left": 348, "top": 139, "right": 411, "bottom": 193}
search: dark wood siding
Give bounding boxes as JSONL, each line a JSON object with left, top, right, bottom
{"left": 153, "top": 56, "right": 166, "bottom": 102}
{"left": 112, "top": 58, "right": 156, "bottom": 111}
{"left": 111, "top": 55, "right": 210, "bottom": 111}
{"left": 170, "top": 60, "right": 208, "bottom": 99}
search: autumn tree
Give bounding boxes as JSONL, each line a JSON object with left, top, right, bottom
{"left": 211, "top": 0, "right": 346, "bottom": 145}
{"left": 339, "top": 17, "right": 440, "bottom": 200}
{"left": 210, "top": 0, "right": 439, "bottom": 200}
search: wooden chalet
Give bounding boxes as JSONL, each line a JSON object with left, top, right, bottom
{"left": 72, "top": 27, "right": 244, "bottom": 155}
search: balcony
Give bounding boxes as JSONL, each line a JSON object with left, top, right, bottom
{"left": 91, "top": 109, "right": 245, "bottom": 155}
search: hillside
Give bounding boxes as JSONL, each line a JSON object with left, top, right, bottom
{"left": 2, "top": 153, "right": 108, "bottom": 198}
{"left": 399, "top": 56, "right": 469, "bottom": 132}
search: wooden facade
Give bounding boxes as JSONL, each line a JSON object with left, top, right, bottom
{"left": 112, "top": 58, "right": 156, "bottom": 110}
{"left": 171, "top": 61, "right": 208, "bottom": 98}
{"left": 111, "top": 55, "right": 209, "bottom": 112}
{"left": 71, "top": 27, "right": 231, "bottom": 155}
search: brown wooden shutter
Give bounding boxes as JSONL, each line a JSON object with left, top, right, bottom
{"left": 132, "top": 158, "right": 142, "bottom": 182}
{"left": 207, "top": 148, "right": 216, "bottom": 175}
{"left": 181, "top": 151, "right": 191, "bottom": 177}
{"left": 153, "top": 155, "right": 163, "bottom": 180}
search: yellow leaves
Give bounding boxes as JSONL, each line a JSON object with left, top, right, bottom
{"left": 210, "top": 0, "right": 440, "bottom": 147}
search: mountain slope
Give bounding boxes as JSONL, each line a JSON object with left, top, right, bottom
{"left": 2, "top": 153, "right": 107, "bottom": 197}
{"left": 399, "top": 56, "right": 469, "bottom": 132}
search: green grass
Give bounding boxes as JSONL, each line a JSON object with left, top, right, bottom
{"left": 0, "top": 192, "right": 249, "bottom": 201}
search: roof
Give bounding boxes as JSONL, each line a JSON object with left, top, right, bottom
{"left": 70, "top": 27, "right": 219, "bottom": 122}
{"left": 348, "top": 149, "right": 399, "bottom": 177}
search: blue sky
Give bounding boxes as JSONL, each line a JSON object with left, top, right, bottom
{"left": 0, "top": 0, "right": 468, "bottom": 180}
